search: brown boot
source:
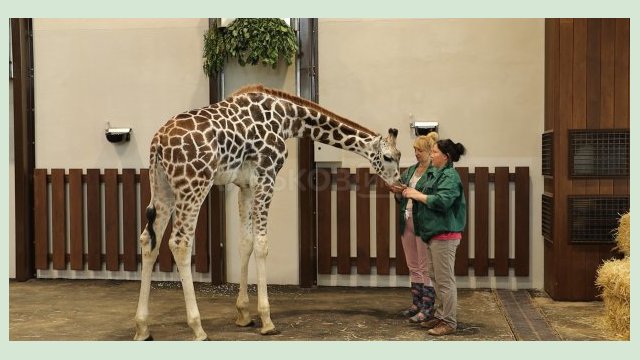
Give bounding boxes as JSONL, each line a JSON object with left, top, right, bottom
{"left": 428, "top": 322, "right": 456, "bottom": 336}
{"left": 420, "top": 317, "right": 441, "bottom": 329}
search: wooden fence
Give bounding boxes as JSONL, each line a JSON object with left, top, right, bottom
{"left": 32, "top": 166, "right": 530, "bottom": 279}
{"left": 32, "top": 169, "right": 223, "bottom": 274}
{"left": 316, "top": 167, "right": 530, "bottom": 277}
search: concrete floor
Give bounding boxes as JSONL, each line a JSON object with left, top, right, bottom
{"left": 9, "top": 278, "right": 616, "bottom": 341}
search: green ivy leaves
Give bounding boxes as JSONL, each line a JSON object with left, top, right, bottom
{"left": 203, "top": 18, "right": 299, "bottom": 76}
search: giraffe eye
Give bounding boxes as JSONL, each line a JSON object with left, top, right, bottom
{"left": 382, "top": 155, "right": 393, "bottom": 162}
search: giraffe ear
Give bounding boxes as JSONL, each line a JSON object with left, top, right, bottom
{"left": 372, "top": 135, "right": 382, "bottom": 150}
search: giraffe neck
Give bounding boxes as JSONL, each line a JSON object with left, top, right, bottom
{"left": 230, "top": 86, "right": 380, "bottom": 160}
{"left": 289, "top": 105, "right": 377, "bottom": 159}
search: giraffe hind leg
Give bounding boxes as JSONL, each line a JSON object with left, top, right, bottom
{"left": 134, "top": 163, "right": 173, "bottom": 341}
{"left": 134, "top": 200, "right": 172, "bottom": 340}
{"left": 170, "top": 203, "right": 208, "bottom": 340}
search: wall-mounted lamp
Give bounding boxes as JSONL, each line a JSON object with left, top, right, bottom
{"left": 105, "top": 122, "right": 132, "bottom": 143}
{"left": 410, "top": 121, "right": 438, "bottom": 136}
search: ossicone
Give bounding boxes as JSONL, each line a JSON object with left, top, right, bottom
{"left": 386, "top": 128, "right": 398, "bottom": 146}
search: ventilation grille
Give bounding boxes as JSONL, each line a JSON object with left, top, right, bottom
{"left": 541, "top": 194, "right": 553, "bottom": 243}
{"left": 541, "top": 132, "right": 553, "bottom": 176}
{"left": 569, "top": 196, "right": 629, "bottom": 244}
{"left": 569, "top": 130, "right": 630, "bottom": 178}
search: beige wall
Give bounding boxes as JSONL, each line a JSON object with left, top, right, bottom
{"left": 317, "top": 19, "right": 545, "bottom": 289}
{"left": 33, "top": 19, "right": 210, "bottom": 170}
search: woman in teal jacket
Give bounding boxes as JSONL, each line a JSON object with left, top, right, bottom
{"left": 401, "top": 138, "right": 467, "bottom": 337}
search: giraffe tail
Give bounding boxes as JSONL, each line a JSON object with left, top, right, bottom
{"left": 145, "top": 140, "right": 162, "bottom": 251}
{"left": 146, "top": 205, "right": 157, "bottom": 250}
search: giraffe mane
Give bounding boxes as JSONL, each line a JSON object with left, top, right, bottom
{"left": 231, "top": 84, "right": 377, "bottom": 136}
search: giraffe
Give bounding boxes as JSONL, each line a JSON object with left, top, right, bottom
{"left": 133, "top": 84, "right": 402, "bottom": 340}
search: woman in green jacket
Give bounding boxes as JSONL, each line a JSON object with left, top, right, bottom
{"left": 401, "top": 138, "right": 467, "bottom": 336}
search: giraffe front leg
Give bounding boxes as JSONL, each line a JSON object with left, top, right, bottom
{"left": 235, "top": 238, "right": 253, "bottom": 327}
{"left": 249, "top": 159, "right": 283, "bottom": 335}
{"left": 235, "top": 187, "right": 254, "bottom": 327}
{"left": 254, "top": 234, "right": 278, "bottom": 335}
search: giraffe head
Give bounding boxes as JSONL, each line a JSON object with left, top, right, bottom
{"left": 370, "top": 128, "right": 402, "bottom": 186}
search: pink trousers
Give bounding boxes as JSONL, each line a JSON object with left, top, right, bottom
{"left": 401, "top": 212, "right": 433, "bottom": 286}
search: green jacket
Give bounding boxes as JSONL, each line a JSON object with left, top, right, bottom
{"left": 398, "top": 162, "right": 467, "bottom": 241}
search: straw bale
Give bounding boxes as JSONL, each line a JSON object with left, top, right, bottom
{"left": 596, "top": 257, "right": 630, "bottom": 340}
{"left": 614, "top": 212, "right": 630, "bottom": 257}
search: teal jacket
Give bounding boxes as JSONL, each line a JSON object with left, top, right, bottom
{"left": 398, "top": 162, "right": 467, "bottom": 241}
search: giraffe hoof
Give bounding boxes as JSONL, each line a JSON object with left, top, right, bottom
{"left": 260, "top": 328, "right": 281, "bottom": 336}
{"left": 144, "top": 335, "right": 154, "bottom": 341}
{"left": 236, "top": 319, "right": 255, "bottom": 328}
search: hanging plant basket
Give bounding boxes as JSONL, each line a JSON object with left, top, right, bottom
{"left": 203, "top": 18, "right": 299, "bottom": 76}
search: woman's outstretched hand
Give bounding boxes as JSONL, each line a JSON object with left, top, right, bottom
{"left": 387, "top": 183, "right": 406, "bottom": 194}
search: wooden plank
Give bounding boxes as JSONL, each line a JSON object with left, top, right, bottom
{"left": 336, "top": 168, "right": 351, "bottom": 274}
{"left": 544, "top": 19, "right": 560, "bottom": 297}
{"left": 139, "top": 169, "right": 150, "bottom": 233}
{"left": 613, "top": 179, "right": 629, "bottom": 196}
{"left": 557, "top": 18, "right": 575, "bottom": 298}
{"left": 395, "top": 166, "right": 409, "bottom": 275}
{"left": 586, "top": 18, "right": 601, "bottom": 130}
{"left": 316, "top": 168, "right": 332, "bottom": 274}
{"left": 355, "top": 168, "right": 370, "bottom": 274}
{"left": 122, "top": 169, "right": 137, "bottom": 271}
{"left": 614, "top": 19, "right": 630, "bottom": 128}
{"left": 298, "top": 139, "right": 317, "bottom": 287}
{"left": 515, "top": 167, "right": 530, "bottom": 276}
{"left": 375, "top": 176, "right": 390, "bottom": 275}
{"left": 195, "top": 195, "right": 210, "bottom": 273}
{"left": 590, "top": 20, "right": 619, "bottom": 299}
{"left": 544, "top": 19, "right": 551, "bottom": 130}
{"left": 474, "top": 167, "right": 489, "bottom": 276}
{"left": 33, "top": 169, "right": 49, "bottom": 270}
{"left": 571, "top": 145, "right": 588, "bottom": 295}
{"left": 599, "top": 179, "right": 613, "bottom": 195}
{"left": 573, "top": 18, "right": 587, "bottom": 129}
{"left": 86, "top": 169, "right": 102, "bottom": 270}
{"left": 159, "top": 218, "right": 174, "bottom": 272}
{"left": 394, "top": 207, "right": 409, "bottom": 275}
{"left": 455, "top": 167, "right": 469, "bottom": 276}
{"left": 12, "top": 18, "right": 36, "bottom": 282}
{"left": 600, "top": 19, "right": 616, "bottom": 129}
{"left": 104, "top": 169, "right": 119, "bottom": 271}
{"left": 613, "top": 19, "right": 630, "bottom": 198}
{"left": 587, "top": 243, "right": 608, "bottom": 300}
{"left": 209, "top": 185, "right": 226, "bottom": 284}
{"left": 493, "top": 167, "right": 509, "bottom": 276}
{"left": 68, "top": 169, "right": 84, "bottom": 270}
{"left": 51, "top": 169, "right": 66, "bottom": 270}
{"left": 572, "top": 18, "right": 588, "bottom": 215}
